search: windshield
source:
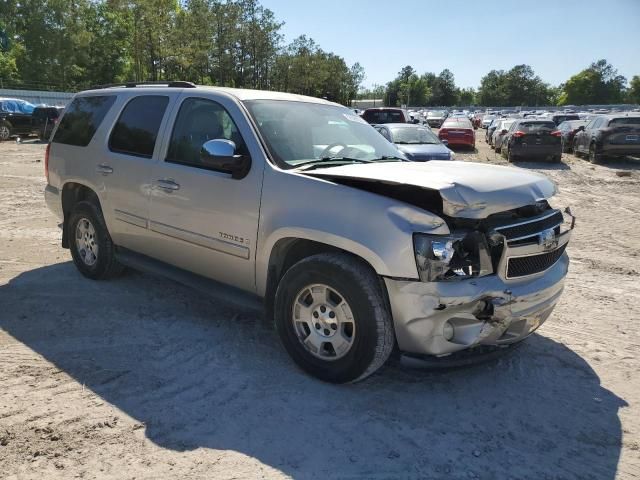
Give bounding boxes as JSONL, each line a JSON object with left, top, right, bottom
{"left": 427, "top": 110, "right": 445, "bottom": 118}
{"left": 389, "top": 126, "right": 440, "bottom": 144}
{"left": 243, "top": 100, "right": 403, "bottom": 167}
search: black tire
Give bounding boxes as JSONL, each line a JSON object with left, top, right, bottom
{"left": 67, "top": 200, "right": 125, "bottom": 280}
{"left": 274, "top": 253, "right": 394, "bottom": 383}
{"left": 507, "top": 148, "right": 517, "bottom": 163}
{"left": 0, "top": 121, "right": 11, "bottom": 141}
{"left": 573, "top": 139, "right": 581, "bottom": 157}
{"left": 589, "top": 143, "right": 603, "bottom": 164}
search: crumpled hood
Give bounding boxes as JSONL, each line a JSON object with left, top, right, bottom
{"left": 396, "top": 144, "right": 452, "bottom": 161}
{"left": 305, "top": 161, "right": 557, "bottom": 219}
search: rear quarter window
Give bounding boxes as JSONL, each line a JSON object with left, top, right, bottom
{"left": 52, "top": 96, "right": 116, "bottom": 147}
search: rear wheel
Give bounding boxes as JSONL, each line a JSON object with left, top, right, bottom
{"left": 0, "top": 122, "right": 11, "bottom": 141}
{"left": 507, "top": 148, "right": 517, "bottom": 163}
{"left": 274, "top": 253, "right": 394, "bottom": 383}
{"left": 589, "top": 143, "right": 603, "bottom": 164}
{"left": 573, "top": 139, "right": 581, "bottom": 157}
{"left": 68, "top": 201, "right": 125, "bottom": 280}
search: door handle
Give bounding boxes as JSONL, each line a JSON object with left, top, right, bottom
{"left": 96, "top": 164, "right": 113, "bottom": 175}
{"left": 154, "top": 179, "right": 180, "bottom": 192}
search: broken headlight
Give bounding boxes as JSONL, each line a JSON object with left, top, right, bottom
{"left": 413, "top": 232, "right": 494, "bottom": 282}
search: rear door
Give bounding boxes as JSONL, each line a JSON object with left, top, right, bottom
{"left": 96, "top": 93, "right": 177, "bottom": 254}
{"left": 145, "top": 92, "right": 264, "bottom": 293}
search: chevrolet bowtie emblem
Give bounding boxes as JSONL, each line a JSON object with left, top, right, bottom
{"left": 538, "top": 228, "right": 558, "bottom": 252}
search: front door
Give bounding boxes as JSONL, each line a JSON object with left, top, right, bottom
{"left": 145, "top": 93, "right": 264, "bottom": 293}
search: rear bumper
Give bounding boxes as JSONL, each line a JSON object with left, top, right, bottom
{"left": 384, "top": 253, "right": 569, "bottom": 356}
{"left": 601, "top": 145, "right": 640, "bottom": 157}
{"left": 44, "top": 184, "right": 63, "bottom": 221}
{"left": 442, "top": 137, "right": 474, "bottom": 147}
{"left": 510, "top": 143, "right": 561, "bottom": 157}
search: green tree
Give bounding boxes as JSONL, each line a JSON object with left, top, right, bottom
{"left": 558, "top": 59, "right": 627, "bottom": 105}
{"left": 628, "top": 75, "right": 640, "bottom": 104}
{"left": 457, "top": 87, "right": 476, "bottom": 106}
{"left": 430, "top": 69, "right": 458, "bottom": 106}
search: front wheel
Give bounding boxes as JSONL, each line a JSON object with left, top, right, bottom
{"left": 274, "top": 253, "right": 394, "bottom": 383}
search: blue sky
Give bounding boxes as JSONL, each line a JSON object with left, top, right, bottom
{"left": 260, "top": 0, "right": 640, "bottom": 89}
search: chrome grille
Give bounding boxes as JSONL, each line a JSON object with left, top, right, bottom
{"left": 494, "top": 210, "right": 563, "bottom": 243}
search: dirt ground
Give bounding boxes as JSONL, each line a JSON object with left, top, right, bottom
{"left": 1, "top": 133, "right": 639, "bottom": 480}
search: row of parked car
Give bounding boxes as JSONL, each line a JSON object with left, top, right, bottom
{"left": 356, "top": 107, "right": 477, "bottom": 154}
{"left": 483, "top": 111, "right": 640, "bottom": 163}
{"left": 0, "top": 97, "right": 65, "bottom": 142}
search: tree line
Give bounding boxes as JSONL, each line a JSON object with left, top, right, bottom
{"left": 0, "top": 0, "right": 364, "bottom": 105}
{"left": 0, "top": 1, "right": 638, "bottom": 107}
{"left": 365, "top": 60, "right": 639, "bottom": 107}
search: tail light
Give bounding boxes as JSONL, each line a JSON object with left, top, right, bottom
{"left": 45, "top": 143, "right": 51, "bottom": 182}
{"left": 513, "top": 131, "right": 526, "bottom": 138}
{"left": 439, "top": 128, "right": 448, "bottom": 137}
{"left": 550, "top": 130, "right": 562, "bottom": 137}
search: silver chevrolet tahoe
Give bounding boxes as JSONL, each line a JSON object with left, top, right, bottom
{"left": 44, "top": 82, "right": 574, "bottom": 383}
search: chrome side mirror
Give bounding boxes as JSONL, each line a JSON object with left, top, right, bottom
{"left": 200, "top": 139, "right": 251, "bottom": 180}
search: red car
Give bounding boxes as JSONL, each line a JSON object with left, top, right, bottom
{"left": 438, "top": 118, "right": 476, "bottom": 149}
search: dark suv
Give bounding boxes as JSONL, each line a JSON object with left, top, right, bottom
{"left": 573, "top": 114, "right": 640, "bottom": 163}
{"left": 31, "top": 106, "right": 65, "bottom": 141}
{"left": 501, "top": 119, "right": 562, "bottom": 162}
{"left": 549, "top": 113, "right": 580, "bottom": 126}
{"left": 361, "top": 107, "right": 412, "bottom": 124}
{"left": 0, "top": 98, "right": 36, "bottom": 141}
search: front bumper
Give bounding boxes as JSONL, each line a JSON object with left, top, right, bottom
{"left": 384, "top": 253, "right": 569, "bottom": 356}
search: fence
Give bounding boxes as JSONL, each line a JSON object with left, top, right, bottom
{"left": 0, "top": 88, "right": 74, "bottom": 107}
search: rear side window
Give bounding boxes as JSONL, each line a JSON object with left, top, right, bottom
{"left": 53, "top": 96, "right": 116, "bottom": 147}
{"left": 109, "top": 96, "right": 169, "bottom": 158}
{"left": 609, "top": 117, "right": 640, "bottom": 126}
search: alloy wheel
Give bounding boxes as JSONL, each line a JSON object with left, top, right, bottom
{"left": 0, "top": 125, "right": 10, "bottom": 141}
{"left": 291, "top": 283, "right": 356, "bottom": 361}
{"left": 75, "top": 217, "right": 99, "bottom": 266}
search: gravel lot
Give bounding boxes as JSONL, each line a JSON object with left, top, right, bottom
{"left": 1, "top": 133, "right": 639, "bottom": 480}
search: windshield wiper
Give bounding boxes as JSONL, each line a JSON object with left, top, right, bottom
{"left": 294, "top": 156, "right": 404, "bottom": 171}
{"left": 294, "top": 157, "right": 374, "bottom": 171}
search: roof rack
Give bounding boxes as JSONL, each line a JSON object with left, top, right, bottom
{"left": 91, "top": 81, "right": 197, "bottom": 90}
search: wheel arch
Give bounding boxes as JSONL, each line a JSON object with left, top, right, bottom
{"left": 262, "top": 236, "right": 388, "bottom": 323}
{"left": 61, "top": 182, "right": 102, "bottom": 248}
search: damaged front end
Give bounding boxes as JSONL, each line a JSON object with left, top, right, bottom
{"left": 385, "top": 204, "right": 575, "bottom": 357}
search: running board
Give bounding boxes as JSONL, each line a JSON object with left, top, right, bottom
{"left": 115, "top": 248, "right": 263, "bottom": 312}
